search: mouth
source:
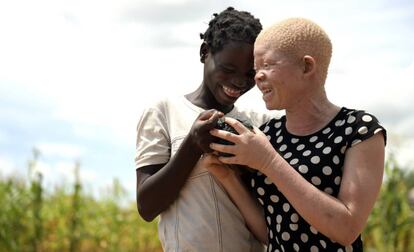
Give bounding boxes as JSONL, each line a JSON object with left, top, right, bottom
{"left": 261, "top": 88, "right": 272, "bottom": 100}
{"left": 222, "top": 85, "right": 243, "bottom": 98}
{"left": 262, "top": 88, "right": 272, "bottom": 94}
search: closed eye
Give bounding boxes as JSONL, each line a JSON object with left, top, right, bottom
{"left": 219, "top": 65, "right": 235, "bottom": 73}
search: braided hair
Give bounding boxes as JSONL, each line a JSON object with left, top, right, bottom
{"left": 200, "top": 7, "right": 262, "bottom": 54}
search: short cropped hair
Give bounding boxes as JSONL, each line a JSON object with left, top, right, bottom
{"left": 200, "top": 7, "right": 262, "bottom": 54}
{"left": 256, "top": 18, "right": 332, "bottom": 83}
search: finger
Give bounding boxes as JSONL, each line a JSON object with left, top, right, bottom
{"left": 253, "top": 127, "right": 270, "bottom": 141}
{"left": 224, "top": 117, "right": 250, "bottom": 134}
{"left": 252, "top": 126, "right": 264, "bottom": 135}
{"left": 212, "top": 150, "right": 220, "bottom": 156}
{"left": 202, "top": 153, "right": 222, "bottom": 164}
{"left": 209, "top": 142, "right": 237, "bottom": 155}
{"left": 198, "top": 109, "right": 217, "bottom": 120}
{"left": 206, "top": 110, "right": 224, "bottom": 126}
{"left": 217, "top": 155, "right": 243, "bottom": 165}
{"left": 210, "top": 128, "right": 239, "bottom": 143}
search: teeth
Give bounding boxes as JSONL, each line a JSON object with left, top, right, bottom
{"left": 223, "top": 86, "right": 241, "bottom": 97}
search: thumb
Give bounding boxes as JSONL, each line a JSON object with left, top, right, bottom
{"left": 207, "top": 111, "right": 224, "bottom": 124}
{"left": 198, "top": 109, "right": 222, "bottom": 121}
{"left": 201, "top": 111, "right": 224, "bottom": 131}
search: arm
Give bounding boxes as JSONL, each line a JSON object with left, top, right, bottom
{"left": 201, "top": 154, "right": 268, "bottom": 244}
{"left": 210, "top": 118, "right": 385, "bottom": 246}
{"left": 261, "top": 133, "right": 384, "bottom": 245}
{"left": 136, "top": 110, "right": 222, "bottom": 221}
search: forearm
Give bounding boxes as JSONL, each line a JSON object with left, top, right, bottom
{"left": 137, "top": 136, "right": 202, "bottom": 221}
{"left": 219, "top": 173, "right": 268, "bottom": 244}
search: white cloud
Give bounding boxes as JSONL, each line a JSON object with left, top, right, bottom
{"left": 0, "top": 156, "right": 15, "bottom": 175}
{"left": 327, "top": 62, "right": 414, "bottom": 110}
{"left": 30, "top": 160, "right": 52, "bottom": 177}
{"left": 55, "top": 161, "right": 97, "bottom": 183}
{"left": 1, "top": 0, "right": 413, "bottom": 195}
{"left": 387, "top": 137, "right": 414, "bottom": 170}
{"left": 36, "top": 143, "right": 84, "bottom": 159}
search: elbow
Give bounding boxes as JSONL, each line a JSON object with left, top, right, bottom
{"left": 136, "top": 195, "right": 158, "bottom": 222}
{"left": 336, "top": 236, "right": 359, "bottom": 247}
{"left": 138, "top": 206, "right": 157, "bottom": 222}
{"left": 332, "top": 224, "right": 361, "bottom": 247}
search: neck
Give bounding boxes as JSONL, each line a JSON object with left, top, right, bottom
{"left": 185, "top": 84, "right": 234, "bottom": 114}
{"left": 285, "top": 90, "right": 340, "bottom": 136}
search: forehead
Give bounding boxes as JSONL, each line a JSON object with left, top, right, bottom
{"left": 254, "top": 44, "right": 285, "bottom": 61}
{"left": 213, "top": 41, "right": 254, "bottom": 65}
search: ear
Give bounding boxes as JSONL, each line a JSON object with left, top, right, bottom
{"left": 200, "top": 42, "right": 209, "bottom": 63}
{"left": 302, "top": 55, "right": 316, "bottom": 77}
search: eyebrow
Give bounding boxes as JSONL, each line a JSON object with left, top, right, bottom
{"left": 219, "top": 62, "right": 236, "bottom": 67}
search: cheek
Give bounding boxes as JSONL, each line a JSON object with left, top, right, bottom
{"left": 206, "top": 70, "right": 223, "bottom": 85}
{"left": 246, "top": 79, "right": 255, "bottom": 90}
{"left": 213, "top": 71, "right": 229, "bottom": 82}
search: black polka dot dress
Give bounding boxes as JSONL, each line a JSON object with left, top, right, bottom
{"left": 249, "top": 107, "right": 386, "bottom": 252}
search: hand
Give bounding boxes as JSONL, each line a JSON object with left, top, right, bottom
{"left": 209, "top": 117, "right": 278, "bottom": 172}
{"left": 189, "top": 109, "right": 224, "bottom": 153}
{"left": 200, "top": 153, "right": 237, "bottom": 182}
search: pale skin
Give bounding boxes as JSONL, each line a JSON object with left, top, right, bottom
{"left": 206, "top": 44, "right": 385, "bottom": 246}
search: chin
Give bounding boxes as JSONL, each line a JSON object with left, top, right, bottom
{"left": 264, "top": 101, "right": 274, "bottom": 110}
{"left": 265, "top": 102, "right": 280, "bottom": 111}
{"left": 222, "top": 95, "right": 239, "bottom": 106}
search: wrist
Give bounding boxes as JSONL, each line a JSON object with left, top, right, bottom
{"left": 183, "top": 134, "right": 203, "bottom": 158}
{"left": 259, "top": 151, "right": 279, "bottom": 174}
{"left": 219, "top": 168, "right": 239, "bottom": 185}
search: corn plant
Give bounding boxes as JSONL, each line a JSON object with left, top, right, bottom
{"left": 363, "top": 156, "right": 414, "bottom": 252}
{"left": 0, "top": 152, "right": 161, "bottom": 252}
{"left": 1, "top": 151, "right": 413, "bottom": 252}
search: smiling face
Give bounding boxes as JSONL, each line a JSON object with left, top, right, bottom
{"left": 202, "top": 41, "right": 256, "bottom": 110}
{"left": 254, "top": 44, "right": 305, "bottom": 110}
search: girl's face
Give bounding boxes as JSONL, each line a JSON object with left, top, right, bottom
{"left": 203, "top": 41, "right": 256, "bottom": 109}
{"left": 254, "top": 44, "right": 304, "bottom": 110}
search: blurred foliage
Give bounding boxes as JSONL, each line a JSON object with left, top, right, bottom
{"left": 0, "top": 150, "right": 161, "bottom": 252}
{"left": 0, "top": 150, "right": 413, "bottom": 252}
{"left": 363, "top": 155, "right": 414, "bottom": 252}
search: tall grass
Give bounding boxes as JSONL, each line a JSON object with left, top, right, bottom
{"left": 0, "top": 151, "right": 412, "bottom": 251}
{"left": 363, "top": 156, "right": 414, "bottom": 252}
{"left": 0, "top": 150, "right": 161, "bottom": 252}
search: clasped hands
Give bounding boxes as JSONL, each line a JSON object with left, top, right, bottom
{"left": 191, "top": 109, "right": 276, "bottom": 177}
{"left": 209, "top": 117, "right": 276, "bottom": 173}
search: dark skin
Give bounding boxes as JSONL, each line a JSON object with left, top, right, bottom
{"left": 136, "top": 41, "right": 256, "bottom": 221}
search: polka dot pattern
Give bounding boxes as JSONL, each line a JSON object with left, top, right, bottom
{"left": 250, "top": 107, "right": 385, "bottom": 252}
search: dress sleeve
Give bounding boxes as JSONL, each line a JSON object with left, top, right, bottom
{"left": 135, "top": 103, "right": 171, "bottom": 170}
{"left": 346, "top": 110, "right": 387, "bottom": 148}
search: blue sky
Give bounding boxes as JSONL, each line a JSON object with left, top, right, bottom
{"left": 0, "top": 0, "right": 413, "bottom": 198}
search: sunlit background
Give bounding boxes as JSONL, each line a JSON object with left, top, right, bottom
{"left": 1, "top": 0, "right": 413, "bottom": 198}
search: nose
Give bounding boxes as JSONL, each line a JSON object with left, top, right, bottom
{"left": 230, "top": 75, "right": 249, "bottom": 89}
{"left": 255, "top": 71, "right": 265, "bottom": 83}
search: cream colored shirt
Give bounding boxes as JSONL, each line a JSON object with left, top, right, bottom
{"left": 135, "top": 96, "right": 272, "bottom": 252}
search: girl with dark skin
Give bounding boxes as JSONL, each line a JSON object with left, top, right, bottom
{"left": 135, "top": 7, "right": 268, "bottom": 251}
{"left": 136, "top": 42, "right": 255, "bottom": 220}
